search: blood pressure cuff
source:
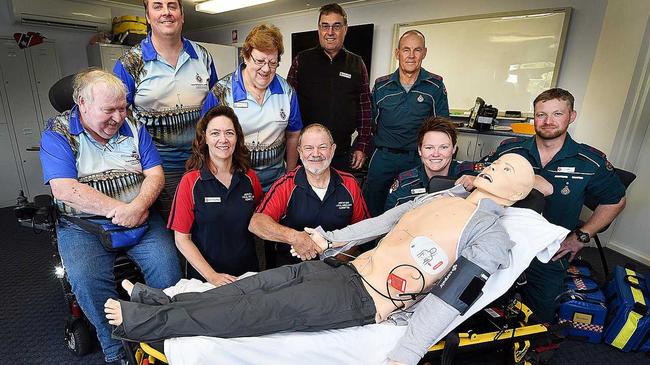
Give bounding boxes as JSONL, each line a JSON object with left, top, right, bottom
{"left": 430, "top": 256, "right": 490, "bottom": 315}
{"left": 62, "top": 216, "right": 149, "bottom": 251}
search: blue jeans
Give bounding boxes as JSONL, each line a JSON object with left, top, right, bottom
{"left": 57, "top": 211, "right": 181, "bottom": 362}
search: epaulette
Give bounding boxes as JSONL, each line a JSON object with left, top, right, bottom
{"left": 577, "top": 143, "right": 611, "bottom": 170}
{"left": 425, "top": 71, "right": 443, "bottom": 82}
{"left": 579, "top": 143, "right": 607, "bottom": 160}
{"left": 374, "top": 74, "right": 391, "bottom": 85}
{"left": 499, "top": 136, "right": 525, "bottom": 146}
{"left": 397, "top": 167, "right": 419, "bottom": 181}
{"left": 456, "top": 161, "right": 475, "bottom": 172}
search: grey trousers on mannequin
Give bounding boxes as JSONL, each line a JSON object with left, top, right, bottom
{"left": 112, "top": 261, "right": 377, "bottom": 342}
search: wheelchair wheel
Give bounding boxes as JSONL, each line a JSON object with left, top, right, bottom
{"left": 65, "top": 318, "right": 94, "bottom": 356}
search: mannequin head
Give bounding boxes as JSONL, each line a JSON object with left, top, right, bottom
{"left": 472, "top": 153, "right": 534, "bottom": 206}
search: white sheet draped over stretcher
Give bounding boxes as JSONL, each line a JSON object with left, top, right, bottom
{"left": 164, "top": 206, "right": 569, "bottom": 365}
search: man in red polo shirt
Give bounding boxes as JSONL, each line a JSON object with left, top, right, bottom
{"left": 249, "top": 124, "right": 370, "bottom": 268}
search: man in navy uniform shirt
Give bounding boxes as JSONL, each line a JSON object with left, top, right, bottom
{"left": 365, "top": 30, "right": 449, "bottom": 216}
{"left": 479, "top": 88, "right": 626, "bottom": 322}
{"left": 249, "top": 124, "right": 370, "bottom": 267}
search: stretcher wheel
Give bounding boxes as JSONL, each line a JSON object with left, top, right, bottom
{"left": 65, "top": 318, "right": 94, "bottom": 356}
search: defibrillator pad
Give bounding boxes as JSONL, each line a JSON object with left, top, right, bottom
{"left": 409, "top": 236, "right": 449, "bottom": 276}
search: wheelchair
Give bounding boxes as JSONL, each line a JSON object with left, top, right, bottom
{"left": 14, "top": 191, "right": 143, "bottom": 357}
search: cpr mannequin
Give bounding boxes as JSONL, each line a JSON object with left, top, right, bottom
{"left": 105, "top": 153, "right": 535, "bottom": 365}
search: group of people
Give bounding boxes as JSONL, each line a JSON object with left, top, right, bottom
{"left": 37, "top": 0, "right": 628, "bottom": 364}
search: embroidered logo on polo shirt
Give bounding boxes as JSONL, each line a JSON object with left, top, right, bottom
{"left": 417, "top": 95, "right": 424, "bottom": 103}
{"left": 242, "top": 192, "right": 254, "bottom": 201}
{"left": 280, "top": 108, "right": 286, "bottom": 120}
{"left": 204, "top": 197, "right": 221, "bottom": 203}
{"left": 336, "top": 201, "right": 352, "bottom": 210}
{"left": 191, "top": 73, "right": 208, "bottom": 90}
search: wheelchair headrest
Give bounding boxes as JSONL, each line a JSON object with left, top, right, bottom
{"left": 427, "top": 176, "right": 457, "bottom": 193}
{"left": 48, "top": 74, "right": 76, "bottom": 113}
{"left": 584, "top": 167, "right": 636, "bottom": 212}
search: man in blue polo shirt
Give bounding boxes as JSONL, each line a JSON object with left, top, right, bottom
{"left": 114, "top": 0, "right": 217, "bottom": 216}
{"left": 39, "top": 69, "right": 180, "bottom": 364}
{"left": 249, "top": 124, "right": 369, "bottom": 267}
{"left": 480, "top": 88, "right": 626, "bottom": 322}
{"left": 365, "top": 30, "right": 449, "bottom": 217}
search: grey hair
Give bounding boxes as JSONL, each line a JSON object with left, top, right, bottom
{"left": 72, "top": 68, "right": 127, "bottom": 105}
{"left": 298, "top": 123, "right": 335, "bottom": 145}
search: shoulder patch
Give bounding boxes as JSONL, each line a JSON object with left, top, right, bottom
{"left": 605, "top": 160, "right": 614, "bottom": 171}
{"left": 389, "top": 179, "right": 399, "bottom": 194}
{"left": 427, "top": 72, "right": 443, "bottom": 82}
{"left": 473, "top": 162, "right": 486, "bottom": 172}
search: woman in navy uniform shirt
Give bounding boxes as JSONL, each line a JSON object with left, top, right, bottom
{"left": 169, "top": 105, "right": 262, "bottom": 286}
{"left": 384, "top": 117, "right": 475, "bottom": 211}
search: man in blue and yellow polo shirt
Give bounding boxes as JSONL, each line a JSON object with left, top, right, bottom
{"left": 480, "top": 88, "right": 626, "bottom": 322}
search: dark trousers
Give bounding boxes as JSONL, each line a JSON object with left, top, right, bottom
{"left": 520, "top": 257, "right": 569, "bottom": 323}
{"left": 114, "top": 261, "right": 377, "bottom": 342}
{"left": 364, "top": 148, "right": 419, "bottom": 217}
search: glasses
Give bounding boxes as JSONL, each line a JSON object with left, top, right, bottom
{"left": 300, "top": 144, "right": 332, "bottom": 154}
{"left": 250, "top": 55, "right": 279, "bottom": 70}
{"left": 319, "top": 23, "right": 344, "bottom": 32}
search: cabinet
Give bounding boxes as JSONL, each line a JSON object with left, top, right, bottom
{"left": 455, "top": 131, "right": 515, "bottom": 161}
{"left": 87, "top": 43, "right": 131, "bottom": 71}
{"left": 0, "top": 39, "right": 60, "bottom": 206}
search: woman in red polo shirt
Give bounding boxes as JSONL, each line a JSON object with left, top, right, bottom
{"left": 168, "top": 105, "right": 262, "bottom": 286}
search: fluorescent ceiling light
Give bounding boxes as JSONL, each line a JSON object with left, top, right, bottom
{"left": 196, "top": 0, "right": 275, "bottom": 14}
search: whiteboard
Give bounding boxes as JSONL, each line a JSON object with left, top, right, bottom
{"left": 393, "top": 8, "right": 571, "bottom": 115}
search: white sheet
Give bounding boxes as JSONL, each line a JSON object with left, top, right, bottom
{"left": 164, "top": 207, "right": 569, "bottom": 365}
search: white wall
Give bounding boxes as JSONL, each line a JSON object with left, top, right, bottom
{"left": 575, "top": 0, "right": 650, "bottom": 154}
{"left": 187, "top": 0, "right": 607, "bottom": 115}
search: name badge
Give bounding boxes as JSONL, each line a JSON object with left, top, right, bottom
{"left": 234, "top": 101, "right": 248, "bottom": 108}
{"left": 204, "top": 197, "right": 221, "bottom": 203}
{"left": 411, "top": 188, "right": 426, "bottom": 194}
{"left": 557, "top": 167, "right": 575, "bottom": 173}
{"left": 339, "top": 72, "right": 351, "bottom": 79}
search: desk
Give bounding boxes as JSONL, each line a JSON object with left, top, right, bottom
{"left": 456, "top": 128, "right": 529, "bottom": 161}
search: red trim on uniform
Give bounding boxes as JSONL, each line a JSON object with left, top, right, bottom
{"left": 244, "top": 168, "right": 263, "bottom": 204}
{"left": 256, "top": 169, "right": 298, "bottom": 222}
{"left": 168, "top": 170, "right": 201, "bottom": 234}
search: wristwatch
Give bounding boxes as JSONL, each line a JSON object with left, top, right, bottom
{"left": 574, "top": 229, "right": 591, "bottom": 243}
